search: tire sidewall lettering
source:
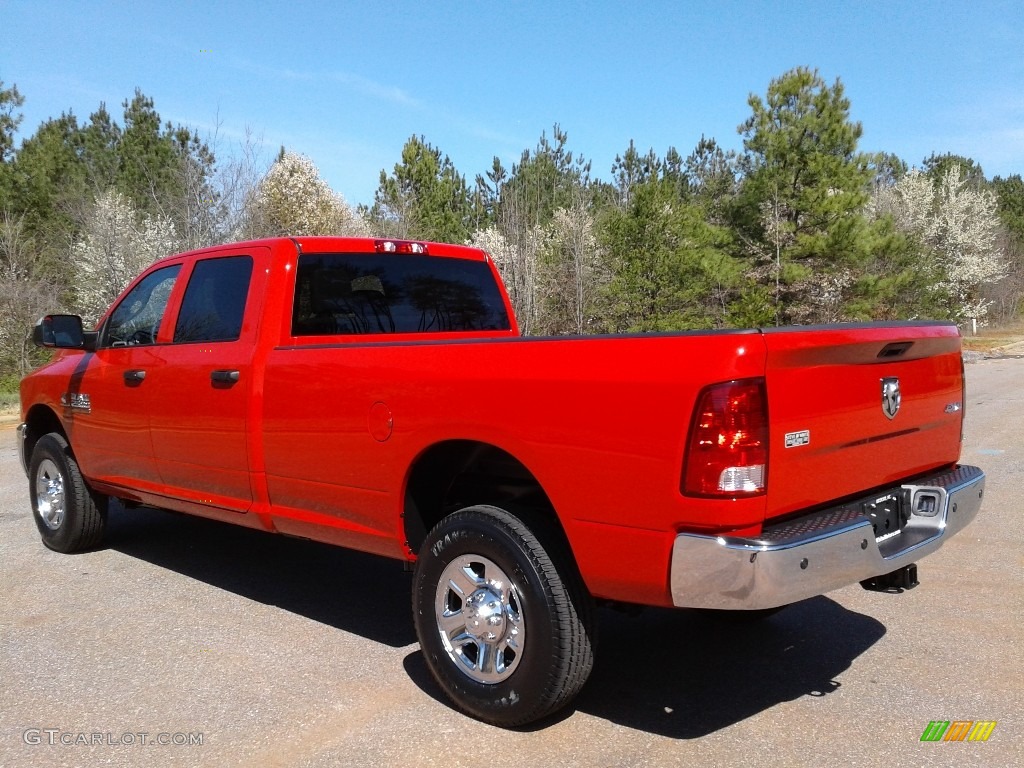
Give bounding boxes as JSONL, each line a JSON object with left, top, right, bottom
{"left": 413, "top": 507, "right": 565, "bottom": 723}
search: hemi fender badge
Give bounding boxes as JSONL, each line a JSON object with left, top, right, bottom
{"left": 785, "top": 430, "right": 810, "bottom": 448}
{"left": 60, "top": 392, "right": 92, "bottom": 412}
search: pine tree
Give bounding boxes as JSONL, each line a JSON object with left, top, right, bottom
{"left": 735, "top": 67, "right": 876, "bottom": 324}
{"left": 368, "top": 135, "right": 473, "bottom": 243}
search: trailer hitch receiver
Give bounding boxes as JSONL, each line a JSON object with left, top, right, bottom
{"left": 860, "top": 563, "right": 919, "bottom": 592}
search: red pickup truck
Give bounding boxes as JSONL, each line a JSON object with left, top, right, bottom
{"left": 18, "top": 236, "right": 984, "bottom": 726}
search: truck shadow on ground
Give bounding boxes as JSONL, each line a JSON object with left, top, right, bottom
{"left": 105, "top": 502, "right": 418, "bottom": 648}
{"left": 403, "top": 597, "right": 886, "bottom": 738}
{"left": 107, "top": 503, "right": 886, "bottom": 738}
{"left": 580, "top": 598, "right": 883, "bottom": 737}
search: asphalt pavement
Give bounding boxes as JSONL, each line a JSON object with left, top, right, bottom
{"left": 0, "top": 356, "right": 1021, "bottom": 768}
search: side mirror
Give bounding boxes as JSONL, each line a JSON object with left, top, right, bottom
{"left": 33, "top": 314, "right": 93, "bottom": 350}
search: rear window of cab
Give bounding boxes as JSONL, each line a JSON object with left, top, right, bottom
{"left": 292, "top": 253, "right": 511, "bottom": 336}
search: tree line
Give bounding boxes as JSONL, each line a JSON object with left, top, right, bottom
{"left": 1, "top": 66, "right": 1023, "bottom": 388}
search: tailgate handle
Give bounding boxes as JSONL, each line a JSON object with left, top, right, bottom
{"left": 211, "top": 369, "right": 240, "bottom": 384}
{"left": 123, "top": 369, "right": 146, "bottom": 384}
{"left": 878, "top": 341, "right": 913, "bottom": 358}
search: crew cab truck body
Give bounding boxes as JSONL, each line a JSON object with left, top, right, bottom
{"left": 18, "top": 236, "right": 985, "bottom": 726}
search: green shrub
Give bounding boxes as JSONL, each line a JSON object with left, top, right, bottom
{"left": 0, "top": 373, "right": 22, "bottom": 395}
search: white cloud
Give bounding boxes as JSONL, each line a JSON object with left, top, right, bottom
{"left": 228, "top": 56, "right": 420, "bottom": 108}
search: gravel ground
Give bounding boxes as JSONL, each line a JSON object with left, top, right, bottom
{"left": 0, "top": 357, "right": 1020, "bottom": 768}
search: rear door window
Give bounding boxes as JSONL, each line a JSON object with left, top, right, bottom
{"left": 173, "top": 256, "right": 254, "bottom": 343}
{"left": 292, "top": 253, "right": 510, "bottom": 336}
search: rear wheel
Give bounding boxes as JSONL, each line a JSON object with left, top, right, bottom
{"left": 412, "top": 505, "right": 595, "bottom": 727}
{"left": 29, "top": 433, "right": 108, "bottom": 553}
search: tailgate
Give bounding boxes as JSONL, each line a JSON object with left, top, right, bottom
{"left": 762, "top": 322, "right": 964, "bottom": 522}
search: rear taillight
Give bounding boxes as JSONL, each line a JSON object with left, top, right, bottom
{"left": 682, "top": 378, "right": 768, "bottom": 497}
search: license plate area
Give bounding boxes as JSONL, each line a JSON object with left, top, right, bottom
{"left": 862, "top": 492, "right": 910, "bottom": 542}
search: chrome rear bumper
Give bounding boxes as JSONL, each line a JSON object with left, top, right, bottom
{"left": 670, "top": 465, "right": 985, "bottom": 610}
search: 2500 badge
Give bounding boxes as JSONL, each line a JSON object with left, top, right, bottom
{"left": 785, "top": 430, "right": 810, "bottom": 448}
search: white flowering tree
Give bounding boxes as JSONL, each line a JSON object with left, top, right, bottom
{"left": 244, "top": 150, "right": 367, "bottom": 238}
{"left": 0, "top": 212, "right": 60, "bottom": 378}
{"left": 72, "top": 189, "right": 180, "bottom": 323}
{"left": 539, "top": 204, "right": 604, "bottom": 335}
{"left": 875, "top": 165, "right": 1006, "bottom": 323}
{"left": 470, "top": 205, "right": 604, "bottom": 336}
{"left": 470, "top": 223, "right": 543, "bottom": 335}
{"left": 469, "top": 225, "right": 516, "bottom": 279}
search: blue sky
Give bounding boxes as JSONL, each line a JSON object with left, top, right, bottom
{"left": 4, "top": 0, "right": 1023, "bottom": 206}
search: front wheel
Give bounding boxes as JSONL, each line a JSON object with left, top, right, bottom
{"left": 29, "top": 433, "right": 108, "bottom": 553}
{"left": 412, "top": 505, "right": 595, "bottom": 727}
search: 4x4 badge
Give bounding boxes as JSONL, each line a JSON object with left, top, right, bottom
{"left": 881, "top": 377, "right": 901, "bottom": 420}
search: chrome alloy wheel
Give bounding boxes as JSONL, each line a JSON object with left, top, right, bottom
{"left": 35, "top": 458, "right": 66, "bottom": 530}
{"left": 434, "top": 554, "right": 526, "bottom": 684}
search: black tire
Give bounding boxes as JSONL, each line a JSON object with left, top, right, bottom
{"left": 412, "top": 505, "right": 595, "bottom": 727}
{"left": 28, "top": 433, "right": 108, "bottom": 553}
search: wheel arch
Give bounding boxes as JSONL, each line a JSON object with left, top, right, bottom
{"left": 23, "top": 404, "right": 67, "bottom": 464}
{"left": 402, "top": 439, "right": 569, "bottom": 558}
